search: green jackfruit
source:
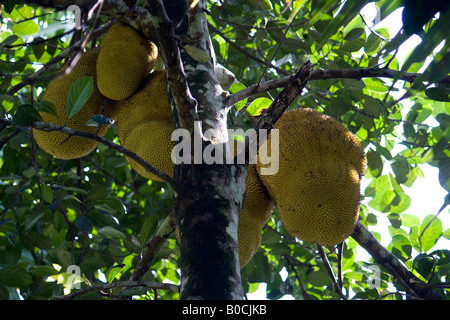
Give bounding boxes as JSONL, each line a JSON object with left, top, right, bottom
{"left": 123, "top": 119, "right": 175, "bottom": 182}
{"left": 96, "top": 22, "right": 158, "bottom": 100}
{"left": 33, "top": 48, "right": 117, "bottom": 160}
{"left": 117, "top": 70, "right": 172, "bottom": 144}
{"left": 238, "top": 164, "right": 274, "bottom": 268}
{"left": 257, "top": 108, "right": 366, "bottom": 246}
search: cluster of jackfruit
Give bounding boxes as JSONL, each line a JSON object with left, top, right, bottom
{"left": 97, "top": 22, "right": 158, "bottom": 101}
{"left": 33, "top": 47, "right": 118, "bottom": 160}
{"left": 257, "top": 108, "right": 367, "bottom": 247}
{"left": 34, "top": 22, "right": 161, "bottom": 163}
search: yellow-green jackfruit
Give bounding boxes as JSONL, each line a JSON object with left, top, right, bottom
{"left": 238, "top": 164, "right": 274, "bottom": 268}
{"left": 257, "top": 108, "right": 366, "bottom": 246}
{"left": 123, "top": 120, "right": 175, "bottom": 182}
{"left": 96, "top": 22, "right": 158, "bottom": 100}
{"left": 33, "top": 48, "right": 117, "bottom": 160}
{"left": 117, "top": 70, "right": 172, "bottom": 143}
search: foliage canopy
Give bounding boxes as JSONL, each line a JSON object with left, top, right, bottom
{"left": 0, "top": 0, "right": 449, "bottom": 300}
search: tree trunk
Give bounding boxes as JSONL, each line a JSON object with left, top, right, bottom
{"left": 148, "top": 0, "right": 247, "bottom": 299}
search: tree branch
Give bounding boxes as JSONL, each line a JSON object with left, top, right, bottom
{"left": 351, "top": 222, "right": 444, "bottom": 300}
{"left": 0, "top": 118, "right": 178, "bottom": 190}
{"left": 225, "top": 67, "right": 450, "bottom": 108}
{"left": 146, "top": 0, "right": 198, "bottom": 130}
{"left": 53, "top": 280, "right": 179, "bottom": 300}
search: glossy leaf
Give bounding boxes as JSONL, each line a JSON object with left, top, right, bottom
{"left": 66, "top": 76, "right": 93, "bottom": 121}
{"left": 419, "top": 215, "right": 443, "bottom": 253}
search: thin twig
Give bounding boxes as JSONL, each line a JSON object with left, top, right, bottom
{"left": 317, "top": 244, "right": 347, "bottom": 300}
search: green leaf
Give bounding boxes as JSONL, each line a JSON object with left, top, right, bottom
{"left": 363, "top": 78, "right": 388, "bottom": 93}
{"left": 74, "top": 216, "right": 93, "bottom": 233}
{"left": 340, "top": 37, "right": 365, "bottom": 53}
{"left": 22, "top": 232, "right": 52, "bottom": 249}
{"left": 106, "top": 265, "right": 123, "bottom": 283}
{"left": 443, "top": 228, "right": 450, "bottom": 240}
{"left": 390, "top": 234, "right": 412, "bottom": 260}
{"left": 391, "top": 158, "right": 409, "bottom": 184}
{"left": 29, "top": 265, "right": 59, "bottom": 277}
{"left": 246, "top": 97, "right": 272, "bottom": 116}
{"left": 12, "top": 104, "right": 42, "bottom": 125}
{"left": 4, "top": 0, "right": 17, "bottom": 14}
{"left": 388, "top": 213, "right": 402, "bottom": 228}
{"left": 425, "top": 88, "right": 450, "bottom": 102}
{"left": 98, "top": 226, "right": 126, "bottom": 239}
{"left": 0, "top": 266, "right": 33, "bottom": 288}
{"left": 230, "top": 82, "right": 247, "bottom": 112}
{"left": 438, "top": 159, "right": 450, "bottom": 192}
{"left": 139, "top": 215, "right": 158, "bottom": 245}
{"left": 66, "top": 76, "right": 93, "bottom": 121}
{"left": 32, "top": 38, "right": 46, "bottom": 60}
{"left": 1, "top": 35, "right": 19, "bottom": 47}
{"left": 413, "top": 253, "right": 435, "bottom": 280}
{"left": 366, "top": 148, "right": 383, "bottom": 177}
{"left": 307, "top": 0, "right": 336, "bottom": 26}
{"left": 419, "top": 215, "right": 443, "bottom": 252}
{"left": 38, "top": 100, "right": 58, "bottom": 117}
{"left": 183, "top": 45, "right": 210, "bottom": 63}
{"left": 364, "top": 32, "right": 382, "bottom": 54}
{"left": 318, "top": 0, "right": 371, "bottom": 49}
{"left": 10, "top": 20, "right": 39, "bottom": 36}
{"left": 41, "top": 184, "right": 54, "bottom": 203}
{"left": 24, "top": 212, "right": 45, "bottom": 232}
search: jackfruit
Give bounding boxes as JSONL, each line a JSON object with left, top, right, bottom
{"left": 117, "top": 70, "right": 172, "bottom": 143}
{"left": 33, "top": 48, "right": 117, "bottom": 160}
{"left": 96, "top": 22, "right": 158, "bottom": 100}
{"left": 123, "top": 119, "right": 175, "bottom": 182}
{"left": 257, "top": 108, "right": 366, "bottom": 246}
{"left": 238, "top": 164, "right": 274, "bottom": 268}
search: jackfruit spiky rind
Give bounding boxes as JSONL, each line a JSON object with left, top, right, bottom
{"left": 257, "top": 108, "right": 366, "bottom": 246}
{"left": 238, "top": 164, "right": 274, "bottom": 268}
{"left": 123, "top": 120, "right": 175, "bottom": 182}
{"left": 33, "top": 48, "right": 116, "bottom": 160}
{"left": 96, "top": 22, "right": 158, "bottom": 101}
{"left": 117, "top": 70, "right": 172, "bottom": 144}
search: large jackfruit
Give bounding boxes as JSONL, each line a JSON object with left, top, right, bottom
{"left": 238, "top": 164, "right": 274, "bottom": 268}
{"left": 96, "top": 22, "right": 158, "bottom": 100}
{"left": 257, "top": 108, "right": 366, "bottom": 246}
{"left": 33, "top": 48, "right": 117, "bottom": 160}
{"left": 122, "top": 120, "right": 175, "bottom": 182}
{"left": 117, "top": 70, "right": 172, "bottom": 143}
